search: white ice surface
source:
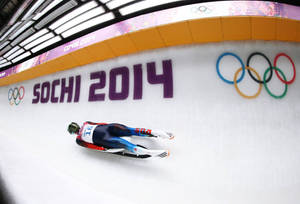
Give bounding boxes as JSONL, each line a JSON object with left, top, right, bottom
{"left": 0, "top": 41, "right": 300, "bottom": 204}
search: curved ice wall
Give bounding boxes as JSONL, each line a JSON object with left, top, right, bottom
{"left": 1, "top": 41, "right": 300, "bottom": 204}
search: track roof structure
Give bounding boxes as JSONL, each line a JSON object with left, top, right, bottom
{"left": 0, "top": 0, "right": 299, "bottom": 71}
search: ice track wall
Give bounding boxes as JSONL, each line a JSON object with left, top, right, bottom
{"left": 1, "top": 41, "right": 300, "bottom": 204}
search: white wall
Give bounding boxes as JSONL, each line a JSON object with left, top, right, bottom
{"left": 0, "top": 41, "right": 300, "bottom": 204}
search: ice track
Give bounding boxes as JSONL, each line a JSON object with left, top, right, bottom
{"left": 1, "top": 41, "right": 300, "bottom": 204}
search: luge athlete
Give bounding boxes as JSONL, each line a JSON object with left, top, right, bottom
{"left": 68, "top": 122, "right": 174, "bottom": 158}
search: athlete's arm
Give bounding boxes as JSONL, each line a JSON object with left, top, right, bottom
{"left": 76, "top": 136, "right": 106, "bottom": 151}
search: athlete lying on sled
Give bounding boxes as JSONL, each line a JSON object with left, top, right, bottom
{"left": 67, "top": 122, "right": 174, "bottom": 158}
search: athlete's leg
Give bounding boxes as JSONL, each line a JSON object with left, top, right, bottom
{"left": 108, "top": 123, "right": 174, "bottom": 139}
{"left": 107, "top": 124, "right": 134, "bottom": 137}
{"left": 127, "top": 127, "right": 155, "bottom": 137}
{"left": 107, "top": 137, "right": 149, "bottom": 154}
{"left": 108, "top": 124, "right": 154, "bottom": 137}
{"left": 106, "top": 137, "right": 169, "bottom": 157}
{"left": 106, "top": 137, "right": 136, "bottom": 152}
{"left": 128, "top": 127, "right": 174, "bottom": 139}
{"left": 105, "top": 124, "right": 141, "bottom": 152}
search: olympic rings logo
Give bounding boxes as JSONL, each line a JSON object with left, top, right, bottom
{"left": 216, "top": 52, "right": 296, "bottom": 99}
{"left": 8, "top": 86, "right": 25, "bottom": 105}
{"left": 191, "top": 5, "right": 213, "bottom": 14}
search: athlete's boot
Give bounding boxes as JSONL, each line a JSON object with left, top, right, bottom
{"left": 134, "top": 146, "right": 170, "bottom": 158}
{"left": 151, "top": 130, "right": 174, "bottom": 140}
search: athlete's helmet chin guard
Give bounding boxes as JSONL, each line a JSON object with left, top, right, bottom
{"left": 68, "top": 122, "right": 80, "bottom": 134}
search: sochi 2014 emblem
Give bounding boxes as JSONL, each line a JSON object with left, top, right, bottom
{"left": 8, "top": 86, "right": 25, "bottom": 105}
